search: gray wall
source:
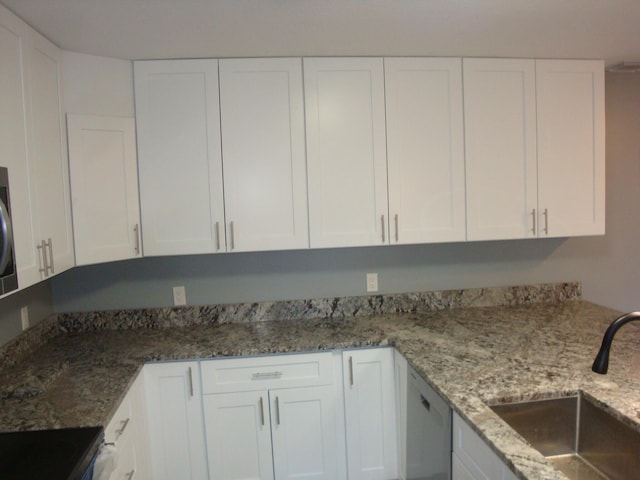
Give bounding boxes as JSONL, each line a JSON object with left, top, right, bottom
{"left": 50, "top": 73, "right": 640, "bottom": 314}
{"left": 0, "top": 281, "right": 53, "bottom": 346}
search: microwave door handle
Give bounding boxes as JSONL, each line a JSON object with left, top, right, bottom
{"left": 0, "top": 199, "right": 13, "bottom": 274}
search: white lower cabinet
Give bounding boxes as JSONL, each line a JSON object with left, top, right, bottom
{"left": 143, "top": 362, "right": 208, "bottom": 480}
{"left": 452, "top": 412, "right": 517, "bottom": 480}
{"left": 201, "top": 353, "right": 343, "bottom": 480}
{"left": 105, "top": 370, "right": 150, "bottom": 480}
{"left": 343, "top": 348, "right": 398, "bottom": 480}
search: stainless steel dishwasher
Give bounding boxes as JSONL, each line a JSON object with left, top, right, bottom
{"left": 406, "top": 364, "right": 452, "bottom": 480}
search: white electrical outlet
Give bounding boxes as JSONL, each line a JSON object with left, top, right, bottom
{"left": 173, "top": 286, "right": 187, "bottom": 306}
{"left": 20, "top": 306, "right": 29, "bottom": 330}
{"left": 366, "top": 273, "right": 379, "bottom": 292}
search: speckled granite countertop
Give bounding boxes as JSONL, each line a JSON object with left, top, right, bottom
{"left": 0, "top": 283, "right": 638, "bottom": 480}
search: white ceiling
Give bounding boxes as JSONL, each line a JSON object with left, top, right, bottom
{"left": 2, "top": 0, "right": 640, "bottom": 65}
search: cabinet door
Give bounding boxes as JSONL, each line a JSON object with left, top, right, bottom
{"left": 219, "top": 58, "right": 308, "bottom": 252}
{"left": 304, "top": 57, "right": 389, "bottom": 248}
{"left": 0, "top": 7, "right": 39, "bottom": 291}
{"left": 203, "top": 390, "right": 274, "bottom": 480}
{"left": 144, "top": 362, "right": 208, "bottom": 480}
{"left": 270, "top": 386, "right": 339, "bottom": 480}
{"left": 67, "top": 114, "right": 142, "bottom": 265}
{"left": 385, "top": 57, "right": 466, "bottom": 244}
{"left": 536, "top": 60, "right": 605, "bottom": 237}
{"left": 343, "top": 348, "right": 398, "bottom": 480}
{"left": 134, "top": 60, "right": 225, "bottom": 255}
{"left": 464, "top": 58, "right": 537, "bottom": 241}
{"left": 24, "top": 29, "right": 75, "bottom": 279}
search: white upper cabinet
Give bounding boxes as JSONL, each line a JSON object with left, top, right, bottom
{"left": 536, "top": 59, "right": 605, "bottom": 237}
{"left": 385, "top": 57, "right": 466, "bottom": 244}
{"left": 134, "top": 59, "right": 225, "bottom": 256}
{"left": 218, "top": 58, "right": 309, "bottom": 252}
{"left": 304, "top": 57, "right": 389, "bottom": 248}
{"left": 67, "top": 114, "right": 142, "bottom": 265}
{"left": 0, "top": 7, "right": 36, "bottom": 290}
{"left": 463, "top": 58, "right": 538, "bottom": 241}
{"left": 23, "top": 28, "right": 75, "bottom": 282}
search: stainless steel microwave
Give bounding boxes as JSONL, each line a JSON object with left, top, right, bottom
{"left": 0, "top": 167, "right": 18, "bottom": 295}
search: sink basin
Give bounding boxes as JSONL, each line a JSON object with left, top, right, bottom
{"left": 490, "top": 393, "right": 640, "bottom": 480}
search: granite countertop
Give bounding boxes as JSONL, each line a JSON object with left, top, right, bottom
{"left": 0, "top": 284, "right": 638, "bottom": 480}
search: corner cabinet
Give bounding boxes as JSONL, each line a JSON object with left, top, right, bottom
{"left": 67, "top": 114, "right": 142, "bottom": 265}
{"left": 384, "top": 57, "right": 466, "bottom": 244}
{"left": 304, "top": 57, "right": 389, "bottom": 248}
{"left": 343, "top": 348, "right": 398, "bottom": 480}
{"left": 143, "top": 362, "right": 208, "bottom": 480}
{"left": 134, "top": 60, "right": 225, "bottom": 256}
{"left": 218, "top": 58, "right": 309, "bottom": 252}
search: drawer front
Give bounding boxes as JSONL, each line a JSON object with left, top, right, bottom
{"left": 105, "top": 394, "right": 133, "bottom": 445}
{"left": 201, "top": 352, "right": 333, "bottom": 394}
{"left": 109, "top": 432, "right": 137, "bottom": 480}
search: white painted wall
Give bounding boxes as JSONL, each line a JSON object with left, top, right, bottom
{"left": 50, "top": 72, "right": 640, "bottom": 314}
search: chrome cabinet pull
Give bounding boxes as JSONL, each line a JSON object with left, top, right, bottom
{"left": 188, "top": 367, "right": 194, "bottom": 397}
{"left": 531, "top": 209, "right": 536, "bottom": 234}
{"left": 394, "top": 214, "right": 399, "bottom": 243}
{"left": 133, "top": 224, "right": 140, "bottom": 255}
{"left": 275, "top": 396, "right": 281, "bottom": 425}
{"left": 125, "top": 469, "right": 135, "bottom": 480}
{"left": 114, "top": 417, "right": 130, "bottom": 441}
{"left": 420, "top": 394, "right": 431, "bottom": 411}
{"left": 215, "top": 222, "right": 220, "bottom": 251}
{"left": 229, "top": 221, "right": 235, "bottom": 250}
{"left": 543, "top": 208, "right": 549, "bottom": 235}
{"left": 349, "top": 356, "right": 354, "bottom": 386}
{"left": 252, "top": 371, "right": 283, "bottom": 379}
{"left": 46, "top": 238, "right": 54, "bottom": 274}
{"left": 37, "top": 241, "right": 47, "bottom": 276}
{"left": 381, "top": 215, "right": 385, "bottom": 243}
{"left": 259, "top": 396, "right": 265, "bottom": 426}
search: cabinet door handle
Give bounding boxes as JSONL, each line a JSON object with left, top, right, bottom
{"left": 394, "top": 214, "right": 399, "bottom": 243}
{"left": 37, "top": 241, "right": 47, "bottom": 276}
{"left": 229, "top": 221, "right": 235, "bottom": 250}
{"left": 215, "top": 222, "right": 221, "bottom": 251}
{"left": 125, "top": 469, "right": 135, "bottom": 480}
{"left": 531, "top": 209, "right": 536, "bottom": 235}
{"left": 275, "top": 396, "right": 281, "bottom": 425}
{"left": 252, "top": 371, "right": 283, "bottom": 379}
{"left": 133, "top": 224, "right": 140, "bottom": 255}
{"left": 543, "top": 208, "right": 549, "bottom": 235}
{"left": 188, "top": 367, "right": 194, "bottom": 397}
{"left": 420, "top": 394, "right": 431, "bottom": 411}
{"left": 381, "top": 215, "right": 385, "bottom": 243}
{"left": 259, "top": 396, "right": 265, "bottom": 426}
{"left": 114, "top": 417, "right": 130, "bottom": 441}
{"left": 46, "top": 238, "right": 54, "bottom": 274}
{"left": 349, "top": 356, "right": 354, "bottom": 387}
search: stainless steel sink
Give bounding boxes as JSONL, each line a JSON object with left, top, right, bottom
{"left": 490, "top": 393, "right": 640, "bottom": 480}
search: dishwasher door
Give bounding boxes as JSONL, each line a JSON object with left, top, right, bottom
{"left": 406, "top": 365, "right": 451, "bottom": 480}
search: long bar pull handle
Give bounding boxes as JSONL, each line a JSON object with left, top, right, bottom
{"left": 188, "top": 367, "right": 194, "bottom": 397}
{"left": 394, "top": 214, "right": 399, "bottom": 243}
{"left": 349, "top": 356, "right": 354, "bottom": 387}
{"left": 259, "top": 396, "right": 265, "bottom": 426}
{"left": 37, "top": 241, "right": 47, "bottom": 276}
{"left": 215, "top": 222, "right": 220, "bottom": 251}
{"left": 133, "top": 224, "right": 140, "bottom": 255}
{"left": 531, "top": 209, "right": 536, "bottom": 235}
{"left": 275, "top": 396, "right": 281, "bottom": 425}
{"left": 252, "top": 371, "right": 284, "bottom": 379}
{"left": 381, "top": 215, "right": 385, "bottom": 243}
{"left": 543, "top": 208, "right": 549, "bottom": 235}
{"left": 229, "top": 221, "right": 235, "bottom": 250}
{"left": 46, "top": 238, "right": 54, "bottom": 274}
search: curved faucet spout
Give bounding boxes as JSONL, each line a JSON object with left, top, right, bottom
{"left": 592, "top": 311, "right": 640, "bottom": 374}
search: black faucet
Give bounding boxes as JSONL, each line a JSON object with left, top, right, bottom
{"left": 592, "top": 311, "right": 640, "bottom": 374}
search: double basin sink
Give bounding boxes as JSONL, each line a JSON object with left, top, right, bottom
{"left": 490, "top": 392, "right": 640, "bottom": 480}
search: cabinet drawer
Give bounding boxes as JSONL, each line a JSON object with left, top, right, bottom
{"left": 201, "top": 352, "right": 333, "bottom": 394}
{"left": 105, "top": 394, "right": 133, "bottom": 446}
